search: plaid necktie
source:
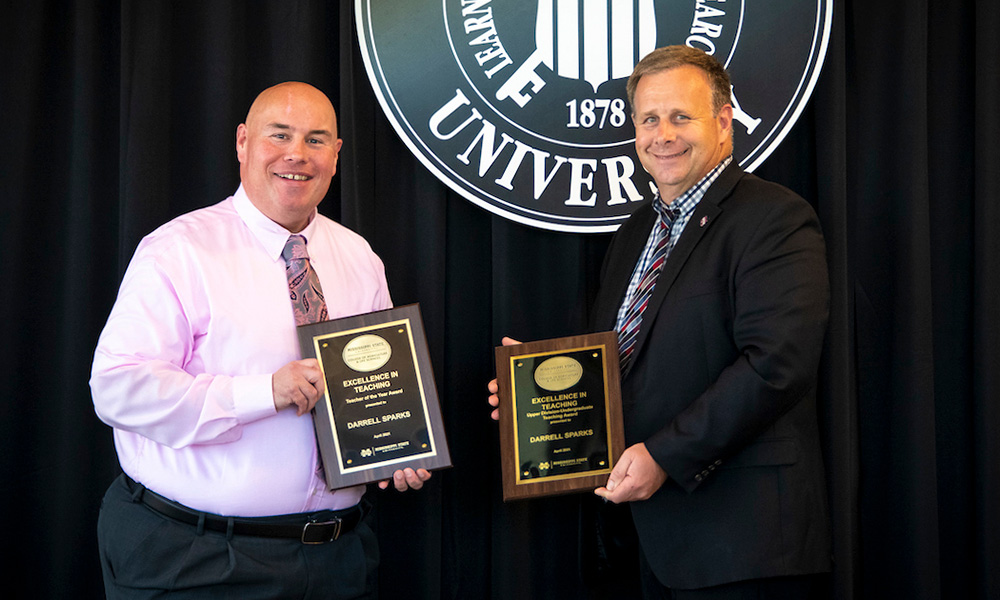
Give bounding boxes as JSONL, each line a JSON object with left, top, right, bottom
{"left": 617, "top": 210, "right": 677, "bottom": 374}
{"left": 282, "top": 235, "right": 328, "bottom": 325}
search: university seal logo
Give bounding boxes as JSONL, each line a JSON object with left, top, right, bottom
{"left": 356, "top": 0, "right": 833, "bottom": 232}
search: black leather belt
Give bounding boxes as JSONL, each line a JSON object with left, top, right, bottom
{"left": 123, "top": 475, "right": 364, "bottom": 544}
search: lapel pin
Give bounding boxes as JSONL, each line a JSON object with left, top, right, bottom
{"left": 700, "top": 216, "right": 709, "bottom": 227}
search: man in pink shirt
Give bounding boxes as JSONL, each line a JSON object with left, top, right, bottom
{"left": 91, "top": 82, "right": 429, "bottom": 599}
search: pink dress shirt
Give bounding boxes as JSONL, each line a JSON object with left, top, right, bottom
{"left": 91, "top": 185, "right": 392, "bottom": 516}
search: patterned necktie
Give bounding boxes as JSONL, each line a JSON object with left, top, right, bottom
{"left": 282, "top": 235, "right": 328, "bottom": 325}
{"left": 617, "top": 210, "right": 677, "bottom": 374}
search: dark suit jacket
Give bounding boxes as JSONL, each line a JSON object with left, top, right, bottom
{"left": 591, "top": 163, "right": 832, "bottom": 589}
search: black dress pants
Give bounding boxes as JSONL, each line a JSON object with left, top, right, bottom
{"left": 639, "top": 545, "right": 830, "bottom": 600}
{"left": 97, "top": 474, "right": 379, "bottom": 600}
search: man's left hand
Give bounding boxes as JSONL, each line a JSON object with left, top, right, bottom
{"left": 594, "top": 443, "right": 667, "bottom": 503}
{"left": 379, "top": 467, "right": 432, "bottom": 492}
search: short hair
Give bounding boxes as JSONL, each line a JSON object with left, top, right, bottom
{"left": 626, "top": 45, "right": 732, "bottom": 115}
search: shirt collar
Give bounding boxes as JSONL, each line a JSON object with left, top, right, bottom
{"left": 232, "top": 184, "right": 319, "bottom": 261}
{"left": 653, "top": 155, "right": 733, "bottom": 225}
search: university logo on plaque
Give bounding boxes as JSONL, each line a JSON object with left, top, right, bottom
{"left": 356, "top": 0, "right": 833, "bottom": 232}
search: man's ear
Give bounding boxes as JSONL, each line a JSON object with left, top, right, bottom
{"left": 717, "top": 104, "right": 734, "bottom": 137}
{"left": 235, "top": 123, "right": 248, "bottom": 163}
{"left": 327, "top": 138, "right": 344, "bottom": 177}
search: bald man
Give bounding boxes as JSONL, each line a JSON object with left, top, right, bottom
{"left": 92, "top": 82, "right": 428, "bottom": 599}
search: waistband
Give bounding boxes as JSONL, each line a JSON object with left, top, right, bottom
{"left": 123, "top": 474, "right": 365, "bottom": 544}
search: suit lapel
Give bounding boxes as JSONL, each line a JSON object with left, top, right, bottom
{"left": 627, "top": 164, "right": 745, "bottom": 363}
{"left": 596, "top": 206, "right": 657, "bottom": 330}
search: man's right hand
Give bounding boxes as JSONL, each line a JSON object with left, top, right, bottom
{"left": 272, "top": 359, "right": 325, "bottom": 416}
{"left": 487, "top": 337, "right": 522, "bottom": 421}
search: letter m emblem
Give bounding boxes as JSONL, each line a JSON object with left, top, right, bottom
{"left": 533, "top": 0, "right": 657, "bottom": 92}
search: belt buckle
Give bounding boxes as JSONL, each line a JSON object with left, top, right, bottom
{"left": 301, "top": 518, "right": 342, "bottom": 544}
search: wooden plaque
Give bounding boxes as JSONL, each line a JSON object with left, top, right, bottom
{"left": 494, "top": 332, "right": 624, "bottom": 501}
{"left": 297, "top": 304, "right": 451, "bottom": 489}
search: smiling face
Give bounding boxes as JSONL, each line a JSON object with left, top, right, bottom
{"left": 632, "top": 65, "right": 733, "bottom": 204}
{"left": 236, "top": 82, "right": 343, "bottom": 232}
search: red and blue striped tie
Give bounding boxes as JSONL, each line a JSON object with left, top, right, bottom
{"left": 618, "top": 213, "right": 675, "bottom": 373}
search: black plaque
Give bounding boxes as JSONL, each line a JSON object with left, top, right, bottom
{"left": 298, "top": 304, "right": 451, "bottom": 489}
{"left": 494, "top": 332, "right": 624, "bottom": 501}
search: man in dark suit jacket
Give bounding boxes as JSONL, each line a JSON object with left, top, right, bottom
{"left": 491, "top": 46, "right": 831, "bottom": 598}
{"left": 591, "top": 46, "right": 832, "bottom": 597}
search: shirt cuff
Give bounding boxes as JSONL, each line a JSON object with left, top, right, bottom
{"left": 232, "top": 373, "right": 278, "bottom": 423}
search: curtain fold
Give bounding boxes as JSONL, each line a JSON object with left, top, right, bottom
{"left": 973, "top": 3, "right": 1000, "bottom": 599}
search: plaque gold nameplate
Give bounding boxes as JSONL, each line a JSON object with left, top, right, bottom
{"left": 494, "top": 332, "right": 624, "bottom": 501}
{"left": 297, "top": 304, "right": 451, "bottom": 489}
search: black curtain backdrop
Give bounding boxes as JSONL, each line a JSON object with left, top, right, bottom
{"left": 2, "top": 1, "right": 997, "bottom": 598}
